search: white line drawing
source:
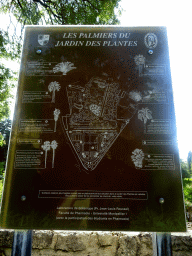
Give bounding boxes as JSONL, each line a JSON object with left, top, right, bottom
{"left": 53, "top": 108, "right": 60, "bottom": 132}
{"left": 131, "top": 149, "right": 145, "bottom": 169}
{"left": 51, "top": 140, "right": 58, "bottom": 168}
{"left": 134, "top": 54, "right": 145, "bottom": 76}
{"left": 144, "top": 33, "right": 158, "bottom": 49}
{"left": 134, "top": 55, "right": 145, "bottom": 66}
{"left": 134, "top": 54, "right": 165, "bottom": 77}
{"left": 138, "top": 107, "right": 153, "bottom": 133}
{"left": 53, "top": 62, "right": 76, "bottom": 75}
{"left": 62, "top": 76, "right": 138, "bottom": 171}
{"left": 129, "top": 91, "right": 142, "bottom": 102}
{"left": 41, "top": 141, "right": 51, "bottom": 168}
{"left": 48, "top": 81, "right": 61, "bottom": 103}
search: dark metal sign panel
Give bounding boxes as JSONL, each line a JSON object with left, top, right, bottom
{"left": 0, "top": 26, "right": 186, "bottom": 232}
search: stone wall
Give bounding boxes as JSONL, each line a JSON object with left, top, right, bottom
{"left": 0, "top": 230, "right": 192, "bottom": 256}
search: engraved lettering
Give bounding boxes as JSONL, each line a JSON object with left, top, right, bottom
{"left": 79, "top": 32, "right": 117, "bottom": 39}
{"left": 85, "top": 41, "right": 101, "bottom": 46}
{"left": 119, "top": 33, "right": 131, "bottom": 39}
{"left": 102, "top": 41, "right": 137, "bottom": 47}
{"left": 55, "top": 41, "right": 84, "bottom": 47}
{"left": 55, "top": 41, "right": 62, "bottom": 47}
{"left": 63, "top": 33, "right": 77, "bottom": 38}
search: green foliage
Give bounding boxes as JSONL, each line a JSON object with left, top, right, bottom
{"left": 0, "top": 162, "right": 5, "bottom": 202}
{"left": 0, "top": 119, "right": 12, "bottom": 162}
{"left": 0, "top": 0, "right": 121, "bottom": 26}
{"left": 0, "top": 66, "right": 11, "bottom": 120}
{"left": 0, "top": 162, "right": 5, "bottom": 179}
{"left": 0, "top": 30, "right": 18, "bottom": 122}
{"left": 0, "top": 180, "right": 3, "bottom": 203}
{"left": 0, "top": 30, "right": 21, "bottom": 60}
{"left": 180, "top": 159, "right": 191, "bottom": 178}
{"left": 187, "top": 151, "right": 192, "bottom": 175}
{"left": 0, "top": 119, "right": 11, "bottom": 145}
{"left": 178, "top": 160, "right": 192, "bottom": 210}
{"left": 183, "top": 178, "right": 192, "bottom": 208}
{"left": 98, "top": 1, "right": 121, "bottom": 25}
{"left": 0, "top": 133, "right": 5, "bottom": 147}
{"left": 0, "top": 63, "right": 16, "bottom": 121}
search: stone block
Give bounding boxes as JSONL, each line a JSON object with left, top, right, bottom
{"left": 97, "top": 232, "right": 118, "bottom": 256}
{"left": 138, "top": 233, "right": 153, "bottom": 256}
{"left": 172, "top": 234, "right": 192, "bottom": 252}
{"left": 116, "top": 235, "right": 139, "bottom": 256}
{"left": 32, "top": 230, "right": 53, "bottom": 249}
{"left": 55, "top": 232, "right": 86, "bottom": 252}
{"left": 2, "top": 248, "right": 12, "bottom": 256}
{"left": 0, "top": 230, "right": 14, "bottom": 248}
{"left": 97, "top": 233, "right": 115, "bottom": 246}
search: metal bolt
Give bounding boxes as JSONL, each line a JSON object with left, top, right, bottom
{"left": 36, "top": 49, "right": 42, "bottom": 54}
{"left": 148, "top": 49, "right": 153, "bottom": 55}
{"left": 159, "top": 198, "right": 164, "bottom": 204}
{"left": 21, "top": 195, "right": 26, "bottom": 201}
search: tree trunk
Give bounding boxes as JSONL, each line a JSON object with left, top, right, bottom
{"left": 52, "top": 149, "right": 55, "bottom": 168}
{"left": 45, "top": 150, "right": 47, "bottom": 168}
{"left": 54, "top": 121, "right": 57, "bottom": 132}
{"left": 52, "top": 89, "right": 55, "bottom": 103}
{"left": 144, "top": 122, "right": 147, "bottom": 134}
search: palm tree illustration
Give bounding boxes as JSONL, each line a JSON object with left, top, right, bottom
{"left": 51, "top": 140, "right": 58, "bottom": 168}
{"left": 41, "top": 141, "right": 51, "bottom": 168}
{"left": 48, "top": 81, "right": 61, "bottom": 103}
{"left": 138, "top": 107, "right": 152, "bottom": 133}
{"left": 53, "top": 108, "right": 60, "bottom": 132}
{"left": 53, "top": 62, "right": 76, "bottom": 75}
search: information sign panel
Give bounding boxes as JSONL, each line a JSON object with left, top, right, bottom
{"left": 0, "top": 26, "right": 186, "bottom": 232}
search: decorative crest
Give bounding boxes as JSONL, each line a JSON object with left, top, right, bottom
{"left": 38, "top": 34, "right": 50, "bottom": 46}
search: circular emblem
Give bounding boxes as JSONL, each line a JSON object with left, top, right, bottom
{"left": 144, "top": 33, "right": 158, "bottom": 49}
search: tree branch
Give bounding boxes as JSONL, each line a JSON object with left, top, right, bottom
{"left": 83, "top": 0, "right": 99, "bottom": 11}
{"left": 33, "top": 0, "right": 50, "bottom": 9}
{"left": 16, "top": 0, "right": 23, "bottom": 10}
{"left": 33, "top": 0, "right": 61, "bottom": 21}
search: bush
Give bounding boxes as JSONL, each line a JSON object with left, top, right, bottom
{"left": 0, "top": 162, "right": 5, "bottom": 178}
{"left": 183, "top": 178, "right": 192, "bottom": 207}
{"left": 0, "top": 180, "right": 3, "bottom": 203}
{"left": 181, "top": 160, "right": 191, "bottom": 178}
{"left": 0, "top": 162, "right": 5, "bottom": 202}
